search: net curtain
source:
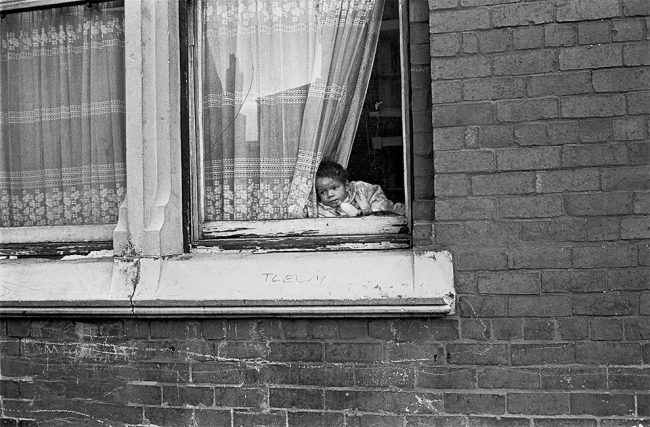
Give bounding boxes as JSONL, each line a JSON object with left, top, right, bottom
{"left": 0, "top": 1, "right": 126, "bottom": 228}
{"left": 201, "top": 0, "right": 385, "bottom": 220}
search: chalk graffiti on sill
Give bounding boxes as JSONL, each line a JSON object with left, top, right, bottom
{"left": 262, "top": 273, "right": 326, "bottom": 286}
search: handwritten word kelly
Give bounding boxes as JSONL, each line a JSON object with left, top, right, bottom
{"left": 262, "top": 273, "right": 326, "bottom": 286}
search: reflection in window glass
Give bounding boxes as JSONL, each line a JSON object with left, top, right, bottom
{"left": 200, "top": 0, "right": 385, "bottom": 221}
{"left": 0, "top": 2, "right": 126, "bottom": 227}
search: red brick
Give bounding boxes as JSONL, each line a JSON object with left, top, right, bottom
{"left": 608, "top": 367, "right": 650, "bottom": 389}
{"left": 547, "top": 121, "right": 579, "bottom": 144}
{"left": 477, "top": 271, "right": 540, "bottom": 294}
{"left": 586, "top": 217, "right": 621, "bottom": 241}
{"left": 458, "top": 295, "right": 507, "bottom": 317}
{"left": 614, "top": 117, "right": 647, "bottom": 141}
{"left": 573, "top": 245, "right": 638, "bottom": 268}
{"left": 433, "top": 81, "right": 462, "bottom": 103}
{"left": 214, "top": 387, "right": 265, "bottom": 408}
{"left": 464, "top": 77, "right": 525, "bottom": 101}
{"left": 591, "top": 318, "right": 625, "bottom": 340}
{"left": 478, "top": 29, "right": 510, "bottom": 53}
{"left": 509, "top": 295, "right": 572, "bottom": 317}
{"left": 433, "top": 127, "right": 464, "bottom": 151}
{"left": 245, "top": 364, "right": 298, "bottom": 385}
{"left": 429, "top": 9, "right": 490, "bottom": 33}
{"left": 432, "top": 56, "right": 492, "bottom": 80}
{"left": 527, "top": 72, "right": 592, "bottom": 97}
{"left": 492, "top": 318, "right": 523, "bottom": 340}
{"left": 570, "top": 393, "right": 635, "bottom": 416}
{"left": 622, "top": 0, "right": 650, "bottom": 15}
{"left": 511, "top": 343, "right": 575, "bottom": 365}
{"left": 436, "top": 197, "right": 495, "bottom": 220}
{"left": 560, "top": 95, "right": 627, "bottom": 118}
{"left": 507, "top": 392, "right": 569, "bottom": 415}
{"left": 324, "top": 343, "right": 382, "bottom": 363}
{"left": 557, "top": 0, "right": 621, "bottom": 22}
{"left": 325, "top": 390, "right": 443, "bottom": 413}
{"left": 625, "top": 317, "right": 650, "bottom": 339}
{"left": 622, "top": 216, "right": 650, "bottom": 239}
{"left": 496, "top": 146, "right": 561, "bottom": 171}
{"left": 514, "top": 123, "right": 548, "bottom": 146}
{"left": 472, "top": 172, "right": 535, "bottom": 195}
{"left": 269, "top": 387, "right": 323, "bottom": 409}
{"left": 522, "top": 219, "right": 586, "bottom": 242}
{"left": 218, "top": 341, "right": 268, "bottom": 360}
{"left": 565, "top": 192, "right": 634, "bottom": 216}
{"left": 144, "top": 407, "right": 193, "bottom": 426}
{"left": 477, "top": 367, "right": 540, "bottom": 389}
{"left": 447, "top": 344, "right": 508, "bottom": 365}
{"left": 572, "top": 292, "right": 637, "bottom": 315}
{"left": 608, "top": 268, "right": 650, "bottom": 290}
{"left": 542, "top": 270, "right": 606, "bottom": 293}
{"left": 456, "top": 271, "right": 478, "bottom": 294}
{"left": 640, "top": 393, "right": 650, "bottom": 416}
{"left": 467, "top": 417, "right": 531, "bottom": 427}
{"left": 444, "top": 393, "right": 505, "bottom": 415}
{"left": 433, "top": 103, "right": 493, "bottom": 127}
{"left": 496, "top": 98, "right": 559, "bottom": 122}
{"left": 494, "top": 51, "right": 557, "bottom": 76}
{"left": 578, "top": 21, "right": 611, "bottom": 44}
{"left": 509, "top": 246, "right": 572, "bottom": 269}
{"left": 475, "top": 125, "right": 515, "bottom": 148}
{"left": 268, "top": 343, "right": 322, "bottom": 362}
{"left": 576, "top": 342, "right": 643, "bottom": 364}
{"left": 460, "top": 0, "right": 519, "bottom": 5}
{"left": 603, "top": 166, "right": 650, "bottom": 191}
{"left": 461, "top": 318, "right": 491, "bottom": 340}
{"left": 613, "top": 18, "right": 645, "bottom": 41}
{"left": 288, "top": 412, "right": 343, "bottom": 427}
{"left": 406, "top": 415, "right": 471, "bottom": 426}
{"left": 557, "top": 317, "right": 590, "bottom": 340}
{"left": 455, "top": 248, "right": 508, "bottom": 271}
{"left": 435, "top": 174, "right": 471, "bottom": 196}
{"left": 498, "top": 195, "right": 564, "bottom": 218}
{"left": 513, "top": 26, "right": 544, "bottom": 50}
{"left": 434, "top": 150, "right": 495, "bottom": 173}
{"left": 431, "top": 33, "right": 459, "bottom": 57}
{"left": 356, "top": 367, "right": 414, "bottom": 389}
{"left": 594, "top": 68, "right": 650, "bottom": 93}
{"left": 386, "top": 342, "right": 444, "bottom": 364}
{"left": 492, "top": 2, "right": 554, "bottom": 27}
{"left": 523, "top": 318, "right": 555, "bottom": 340}
{"left": 627, "top": 91, "right": 650, "bottom": 114}
{"left": 436, "top": 220, "right": 522, "bottom": 245}
{"left": 233, "top": 411, "right": 286, "bottom": 427}
{"left": 347, "top": 414, "right": 404, "bottom": 427}
{"left": 545, "top": 24, "right": 578, "bottom": 47}
{"left": 541, "top": 367, "right": 607, "bottom": 390}
{"left": 195, "top": 409, "right": 232, "bottom": 427}
{"left": 416, "top": 367, "right": 476, "bottom": 389}
{"left": 624, "top": 41, "right": 650, "bottom": 65}
{"left": 162, "top": 385, "right": 212, "bottom": 406}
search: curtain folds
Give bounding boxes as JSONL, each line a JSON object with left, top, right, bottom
{"left": 0, "top": 1, "right": 126, "bottom": 228}
{"left": 202, "top": 0, "right": 384, "bottom": 221}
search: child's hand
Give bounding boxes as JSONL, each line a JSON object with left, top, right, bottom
{"left": 339, "top": 202, "right": 360, "bottom": 217}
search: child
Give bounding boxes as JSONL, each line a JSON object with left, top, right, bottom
{"left": 315, "top": 160, "right": 405, "bottom": 217}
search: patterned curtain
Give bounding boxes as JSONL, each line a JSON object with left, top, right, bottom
{"left": 0, "top": 2, "right": 126, "bottom": 228}
{"left": 202, "top": 0, "right": 384, "bottom": 220}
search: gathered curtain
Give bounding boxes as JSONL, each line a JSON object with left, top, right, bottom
{"left": 201, "top": 0, "right": 384, "bottom": 220}
{"left": 0, "top": 1, "right": 126, "bottom": 228}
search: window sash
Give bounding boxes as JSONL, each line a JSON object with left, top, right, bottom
{"left": 0, "top": 0, "right": 125, "bottom": 247}
{"left": 188, "top": 0, "right": 413, "bottom": 244}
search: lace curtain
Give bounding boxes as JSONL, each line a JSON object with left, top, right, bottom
{"left": 0, "top": 2, "right": 126, "bottom": 227}
{"left": 201, "top": 0, "right": 384, "bottom": 220}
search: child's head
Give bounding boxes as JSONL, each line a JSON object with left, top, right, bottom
{"left": 315, "top": 160, "right": 348, "bottom": 207}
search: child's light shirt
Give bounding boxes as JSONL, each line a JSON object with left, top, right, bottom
{"left": 317, "top": 180, "right": 405, "bottom": 217}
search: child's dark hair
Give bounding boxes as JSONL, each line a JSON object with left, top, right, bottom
{"left": 316, "top": 160, "right": 348, "bottom": 184}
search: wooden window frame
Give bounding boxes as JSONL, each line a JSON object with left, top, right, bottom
{"left": 0, "top": 0, "right": 123, "bottom": 256}
{"left": 183, "top": 0, "right": 414, "bottom": 252}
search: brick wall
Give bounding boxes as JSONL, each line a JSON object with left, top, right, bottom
{"left": 1, "top": 0, "right": 648, "bottom": 426}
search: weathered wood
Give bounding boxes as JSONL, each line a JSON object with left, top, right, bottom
{"left": 202, "top": 215, "right": 408, "bottom": 239}
{"left": 0, "top": 241, "right": 111, "bottom": 257}
{"left": 0, "top": 224, "right": 115, "bottom": 244}
{"left": 195, "top": 233, "right": 410, "bottom": 252}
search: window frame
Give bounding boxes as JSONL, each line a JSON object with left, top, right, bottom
{"left": 0, "top": 0, "right": 125, "bottom": 255}
{"left": 183, "top": 0, "right": 414, "bottom": 252}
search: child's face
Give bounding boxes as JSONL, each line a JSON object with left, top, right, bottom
{"left": 316, "top": 176, "right": 347, "bottom": 208}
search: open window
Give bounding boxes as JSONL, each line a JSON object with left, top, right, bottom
{"left": 0, "top": 0, "right": 126, "bottom": 255}
{"left": 186, "top": 0, "right": 412, "bottom": 251}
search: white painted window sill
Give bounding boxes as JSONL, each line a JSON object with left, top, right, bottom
{"left": 0, "top": 250, "right": 454, "bottom": 316}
